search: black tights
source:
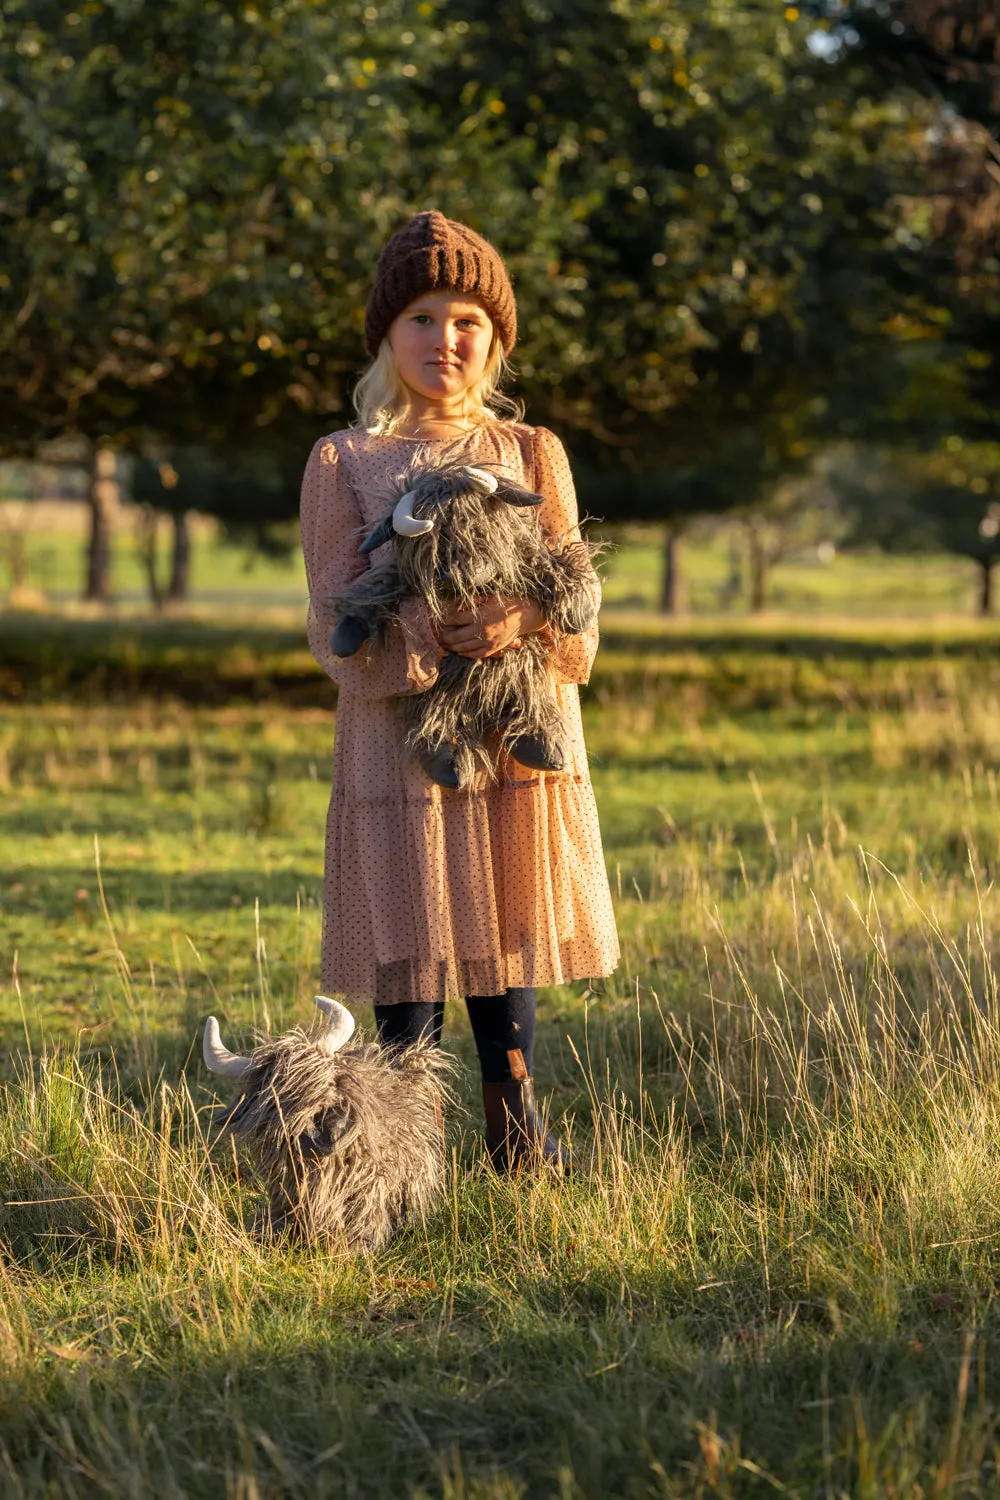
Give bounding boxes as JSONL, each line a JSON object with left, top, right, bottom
{"left": 373, "top": 989, "right": 537, "bottom": 1083}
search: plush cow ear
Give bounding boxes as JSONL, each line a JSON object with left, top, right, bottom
{"left": 359, "top": 515, "right": 395, "bottom": 554}
{"left": 212, "top": 1095, "right": 246, "bottom": 1129}
{"left": 497, "top": 480, "right": 544, "bottom": 508}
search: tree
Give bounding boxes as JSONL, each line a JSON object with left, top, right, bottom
{"left": 0, "top": 0, "right": 457, "bottom": 447}
{"left": 738, "top": 475, "right": 846, "bottom": 613}
{"left": 4, "top": 4, "right": 943, "bottom": 447}
{"left": 839, "top": 1, "right": 1000, "bottom": 129}
{"left": 167, "top": 510, "right": 191, "bottom": 603}
{"left": 828, "top": 0, "right": 1000, "bottom": 440}
{"left": 832, "top": 440, "right": 1000, "bottom": 615}
{"left": 1, "top": 0, "right": 974, "bottom": 580}
{"left": 436, "top": 1, "right": 947, "bottom": 463}
{"left": 83, "top": 443, "right": 119, "bottom": 602}
{"left": 575, "top": 406, "right": 822, "bottom": 612}
{"left": 131, "top": 441, "right": 305, "bottom": 559}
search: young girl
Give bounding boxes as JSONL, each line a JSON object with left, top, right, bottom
{"left": 299, "top": 211, "right": 619, "bottom": 1168}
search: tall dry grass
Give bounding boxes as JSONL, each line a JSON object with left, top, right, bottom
{"left": 3, "top": 860, "right": 1000, "bottom": 1494}
{"left": 5, "top": 646, "right": 1000, "bottom": 1493}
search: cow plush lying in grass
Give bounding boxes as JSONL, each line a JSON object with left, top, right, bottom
{"left": 203, "top": 997, "right": 450, "bottom": 1249}
{"left": 328, "top": 458, "right": 598, "bottom": 790}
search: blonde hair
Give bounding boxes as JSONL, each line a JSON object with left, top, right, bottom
{"left": 353, "top": 333, "right": 523, "bottom": 436}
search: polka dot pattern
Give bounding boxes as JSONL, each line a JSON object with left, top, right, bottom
{"left": 299, "top": 422, "right": 620, "bottom": 1007}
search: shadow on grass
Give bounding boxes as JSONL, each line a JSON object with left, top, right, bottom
{"left": 1, "top": 1269, "right": 993, "bottom": 1499}
{"left": 2, "top": 863, "right": 321, "bottom": 915}
{"left": 598, "top": 621, "right": 1000, "bottom": 661}
{"left": 6, "top": 611, "right": 1000, "bottom": 712}
{"left": 0, "top": 613, "right": 329, "bottom": 706}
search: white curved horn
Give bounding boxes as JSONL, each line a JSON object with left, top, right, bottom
{"left": 203, "top": 1016, "right": 252, "bottom": 1080}
{"left": 392, "top": 491, "right": 435, "bottom": 537}
{"left": 313, "top": 995, "right": 356, "bottom": 1055}
{"left": 466, "top": 466, "right": 499, "bottom": 494}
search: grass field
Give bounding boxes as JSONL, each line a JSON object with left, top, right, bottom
{"left": 6, "top": 515, "right": 986, "bottom": 617}
{"left": 4, "top": 616, "right": 1000, "bottom": 1496}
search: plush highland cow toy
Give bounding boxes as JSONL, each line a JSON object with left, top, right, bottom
{"left": 328, "top": 459, "right": 599, "bottom": 790}
{"left": 203, "top": 997, "right": 450, "bottom": 1249}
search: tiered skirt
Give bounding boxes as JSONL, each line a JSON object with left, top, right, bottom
{"left": 320, "top": 685, "right": 619, "bottom": 1006}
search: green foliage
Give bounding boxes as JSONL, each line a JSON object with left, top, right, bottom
{"left": 828, "top": 0, "right": 1000, "bottom": 445}
{"left": 131, "top": 442, "right": 307, "bottom": 542}
{"left": 839, "top": 0, "right": 1000, "bottom": 131}
{"left": 441, "top": 0, "right": 939, "bottom": 462}
{"left": 2, "top": 1, "right": 953, "bottom": 494}
{"left": 576, "top": 426, "right": 818, "bottom": 523}
{"left": 0, "top": 0, "right": 451, "bottom": 443}
{"left": 832, "top": 441, "right": 1000, "bottom": 610}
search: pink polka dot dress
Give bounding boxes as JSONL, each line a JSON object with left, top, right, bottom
{"left": 299, "top": 420, "right": 620, "bottom": 1007}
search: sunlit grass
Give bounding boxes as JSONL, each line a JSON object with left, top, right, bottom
{"left": 4, "top": 640, "right": 1000, "bottom": 1494}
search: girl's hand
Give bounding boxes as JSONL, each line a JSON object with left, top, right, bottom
{"left": 433, "top": 596, "right": 546, "bottom": 658}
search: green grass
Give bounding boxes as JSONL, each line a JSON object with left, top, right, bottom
{"left": 8, "top": 518, "right": 987, "bottom": 616}
{"left": 4, "top": 622, "right": 1000, "bottom": 1495}
{"left": 16, "top": 521, "right": 309, "bottom": 606}
{"left": 599, "top": 529, "right": 979, "bottom": 617}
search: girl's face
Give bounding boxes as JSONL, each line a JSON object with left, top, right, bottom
{"left": 388, "top": 291, "right": 495, "bottom": 406}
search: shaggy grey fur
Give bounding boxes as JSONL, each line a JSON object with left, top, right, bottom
{"left": 328, "top": 459, "right": 601, "bottom": 784}
{"left": 214, "top": 1029, "right": 452, "bottom": 1249}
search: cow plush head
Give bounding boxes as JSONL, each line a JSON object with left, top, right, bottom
{"left": 203, "top": 997, "right": 450, "bottom": 1248}
{"left": 358, "top": 463, "right": 543, "bottom": 556}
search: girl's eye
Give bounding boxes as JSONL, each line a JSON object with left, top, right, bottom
{"left": 412, "top": 314, "right": 433, "bottom": 325}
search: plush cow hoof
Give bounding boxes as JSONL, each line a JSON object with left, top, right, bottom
{"left": 416, "top": 747, "right": 468, "bottom": 790}
{"left": 507, "top": 735, "right": 566, "bottom": 772}
{"left": 331, "top": 616, "right": 371, "bottom": 657}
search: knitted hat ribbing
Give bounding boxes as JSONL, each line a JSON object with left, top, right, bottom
{"left": 364, "top": 211, "right": 517, "bottom": 357}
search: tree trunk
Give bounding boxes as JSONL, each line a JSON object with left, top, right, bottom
{"left": 720, "top": 532, "right": 743, "bottom": 608}
{"left": 137, "top": 506, "right": 166, "bottom": 612}
{"left": 5, "top": 528, "right": 28, "bottom": 590}
{"left": 168, "top": 510, "right": 191, "bottom": 600}
{"left": 979, "top": 558, "right": 994, "bottom": 616}
{"left": 660, "top": 525, "right": 684, "bottom": 615}
{"left": 747, "top": 518, "right": 767, "bottom": 613}
{"left": 84, "top": 446, "right": 116, "bottom": 602}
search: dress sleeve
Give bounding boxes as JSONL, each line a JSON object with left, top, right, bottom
{"left": 532, "top": 425, "right": 601, "bottom": 685}
{"left": 300, "top": 435, "right": 445, "bottom": 700}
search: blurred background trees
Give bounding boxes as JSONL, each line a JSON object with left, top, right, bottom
{"left": 832, "top": 439, "right": 1000, "bottom": 615}
{"left": 1, "top": 0, "right": 998, "bottom": 612}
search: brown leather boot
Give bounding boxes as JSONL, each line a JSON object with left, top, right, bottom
{"left": 482, "top": 1049, "right": 569, "bottom": 1173}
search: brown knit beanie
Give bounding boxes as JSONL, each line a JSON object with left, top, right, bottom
{"left": 364, "top": 211, "right": 517, "bottom": 357}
